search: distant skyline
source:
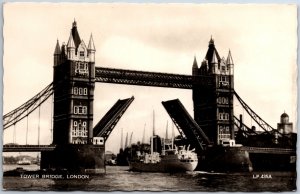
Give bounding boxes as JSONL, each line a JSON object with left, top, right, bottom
{"left": 3, "top": 3, "right": 297, "bottom": 154}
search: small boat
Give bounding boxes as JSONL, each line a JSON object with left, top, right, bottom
{"left": 17, "top": 158, "right": 31, "bottom": 165}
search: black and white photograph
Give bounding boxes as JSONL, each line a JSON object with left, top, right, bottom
{"left": 2, "top": 2, "right": 297, "bottom": 191}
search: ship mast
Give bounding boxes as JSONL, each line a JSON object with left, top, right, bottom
{"left": 151, "top": 110, "right": 155, "bottom": 154}
{"left": 129, "top": 132, "right": 133, "bottom": 147}
{"left": 121, "top": 128, "right": 123, "bottom": 150}
{"left": 165, "top": 121, "right": 169, "bottom": 139}
{"left": 125, "top": 132, "right": 128, "bottom": 148}
{"left": 142, "top": 123, "right": 146, "bottom": 144}
{"left": 171, "top": 122, "right": 175, "bottom": 149}
{"left": 153, "top": 110, "right": 156, "bottom": 136}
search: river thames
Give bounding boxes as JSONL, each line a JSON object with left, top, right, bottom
{"left": 2, "top": 165, "right": 296, "bottom": 191}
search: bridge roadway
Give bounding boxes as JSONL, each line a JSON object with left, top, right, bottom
{"left": 2, "top": 145, "right": 56, "bottom": 152}
{"left": 242, "top": 146, "right": 295, "bottom": 155}
{"left": 3, "top": 144, "right": 295, "bottom": 155}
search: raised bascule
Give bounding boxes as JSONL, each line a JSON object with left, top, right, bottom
{"left": 3, "top": 21, "right": 296, "bottom": 173}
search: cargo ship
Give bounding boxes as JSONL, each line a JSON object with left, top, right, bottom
{"left": 17, "top": 158, "right": 31, "bottom": 165}
{"left": 129, "top": 136, "right": 198, "bottom": 172}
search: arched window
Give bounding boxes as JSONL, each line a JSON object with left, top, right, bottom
{"left": 73, "top": 87, "right": 78, "bottom": 95}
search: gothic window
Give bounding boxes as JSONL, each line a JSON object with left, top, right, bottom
{"left": 75, "top": 62, "right": 89, "bottom": 76}
{"left": 219, "top": 112, "right": 229, "bottom": 121}
{"left": 74, "top": 105, "right": 87, "bottom": 115}
{"left": 74, "top": 106, "right": 78, "bottom": 114}
{"left": 82, "top": 121, "right": 87, "bottom": 130}
{"left": 80, "top": 51, "right": 84, "bottom": 57}
{"left": 217, "top": 97, "right": 229, "bottom": 104}
{"left": 218, "top": 126, "right": 231, "bottom": 140}
{"left": 74, "top": 121, "right": 78, "bottom": 130}
{"left": 73, "top": 87, "right": 88, "bottom": 96}
{"left": 74, "top": 87, "right": 79, "bottom": 95}
{"left": 219, "top": 76, "right": 229, "bottom": 87}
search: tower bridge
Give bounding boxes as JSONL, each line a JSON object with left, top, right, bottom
{"left": 3, "top": 21, "right": 296, "bottom": 173}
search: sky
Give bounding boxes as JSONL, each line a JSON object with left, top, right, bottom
{"left": 2, "top": 3, "right": 297, "bottom": 154}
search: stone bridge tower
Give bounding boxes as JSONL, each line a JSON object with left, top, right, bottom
{"left": 192, "top": 38, "right": 235, "bottom": 145}
{"left": 53, "top": 20, "right": 95, "bottom": 145}
{"left": 41, "top": 21, "right": 104, "bottom": 173}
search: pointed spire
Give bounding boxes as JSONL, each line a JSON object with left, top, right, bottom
{"left": 209, "top": 35, "right": 214, "bottom": 45}
{"left": 193, "top": 56, "right": 198, "bottom": 68}
{"left": 205, "top": 37, "right": 220, "bottom": 64}
{"left": 73, "top": 18, "right": 77, "bottom": 27}
{"left": 211, "top": 50, "right": 218, "bottom": 64}
{"left": 71, "top": 20, "right": 81, "bottom": 50}
{"left": 54, "top": 39, "right": 61, "bottom": 54}
{"left": 67, "top": 31, "right": 75, "bottom": 48}
{"left": 61, "top": 42, "right": 66, "bottom": 56}
{"left": 226, "top": 50, "right": 234, "bottom": 65}
{"left": 88, "top": 34, "right": 96, "bottom": 51}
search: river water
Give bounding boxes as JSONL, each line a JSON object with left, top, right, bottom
{"left": 2, "top": 165, "right": 297, "bottom": 191}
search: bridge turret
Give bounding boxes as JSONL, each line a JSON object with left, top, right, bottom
{"left": 210, "top": 49, "right": 219, "bottom": 74}
{"left": 54, "top": 39, "right": 61, "bottom": 66}
{"left": 87, "top": 34, "right": 96, "bottom": 62}
{"left": 67, "top": 32, "right": 76, "bottom": 60}
{"left": 278, "top": 112, "right": 293, "bottom": 134}
{"left": 226, "top": 50, "right": 234, "bottom": 75}
{"left": 192, "top": 56, "right": 198, "bottom": 76}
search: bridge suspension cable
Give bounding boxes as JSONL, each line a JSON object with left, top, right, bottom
{"left": 233, "top": 115, "right": 259, "bottom": 136}
{"left": 234, "top": 91, "right": 281, "bottom": 135}
{"left": 3, "top": 83, "right": 53, "bottom": 130}
{"left": 38, "top": 104, "right": 41, "bottom": 145}
{"left": 26, "top": 111, "right": 29, "bottom": 145}
{"left": 13, "top": 124, "right": 16, "bottom": 144}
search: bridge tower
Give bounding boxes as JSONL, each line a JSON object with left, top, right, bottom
{"left": 192, "top": 38, "right": 235, "bottom": 145}
{"left": 53, "top": 20, "right": 95, "bottom": 145}
{"left": 41, "top": 21, "right": 105, "bottom": 173}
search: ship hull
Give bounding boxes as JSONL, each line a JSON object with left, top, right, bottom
{"left": 249, "top": 152, "right": 296, "bottom": 171}
{"left": 129, "top": 155, "right": 198, "bottom": 173}
{"left": 199, "top": 146, "right": 253, "bottom": 172}
{"left": 41, "top": 144, "right": 105, "bottom": 174}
